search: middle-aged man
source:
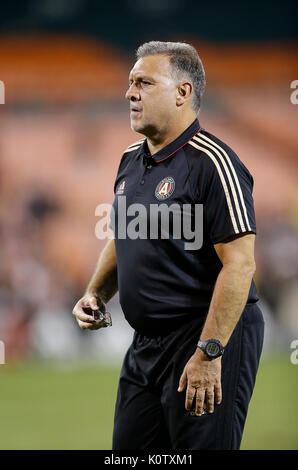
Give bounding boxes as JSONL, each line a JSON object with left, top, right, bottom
{"left": 72, "top": 41, "right": 264, "bottom": 450}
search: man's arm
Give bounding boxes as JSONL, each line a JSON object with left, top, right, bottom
{"left": 178, "top": 233, "right": 256, "bottom": 415}
{"left": 200, "top": 233, "right": 256, "bottom": 345}
{"left": 85, "top": 238, "right": 118, "bottom": 303}
{"left": 72, "top": 239, "right": 118, "bottom": 330}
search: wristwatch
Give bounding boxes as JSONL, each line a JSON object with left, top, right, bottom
{"left": 197, "top": 338, "right": 225, "bottom": 360}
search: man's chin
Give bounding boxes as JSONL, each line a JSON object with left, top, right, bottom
{"left": 130, "top": 121, "right": 146, "bottom": 134}
{"left": 130, "top": 120, "right": 156, "bottom": 137}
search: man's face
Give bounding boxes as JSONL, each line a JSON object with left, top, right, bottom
{"left": 125, "top": 54, "right": 178, "bottom": 136}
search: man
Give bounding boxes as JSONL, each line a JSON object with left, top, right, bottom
{"left": 72, "top": 41, "right": 264, "bottom": 450}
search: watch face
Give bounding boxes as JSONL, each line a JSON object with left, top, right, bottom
{"left": 206, "top": 342, "right": 220, "bottom": 357}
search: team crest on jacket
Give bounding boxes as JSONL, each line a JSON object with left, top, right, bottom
{"left": 116, "top": 180, "right": 126, "bottom": 195}
{"left": 155, "top": 176, "right": 175, "bottom": 200}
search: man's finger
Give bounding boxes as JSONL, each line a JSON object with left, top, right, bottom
{"left": 75, "top": 311, "right": 96, "bottom": 323}
{"left": 178, "top": 369, "right": 187, "bottom": 392}
{"left": 205, "top": 387, "right": 215, "bottom": 414}
{"left": 185, "top": 386, "right": 196, "bottom": 411}
{"left": 72, "top": 304, "right": 95, "bottom": 322}
{"left": 88, "top": 297, "right": 100, "bottom": 310}
{"left": 214, "top": 381, "right": 222, "bottom": 405}
{"left": 78, "top": 320, "right": 95, "bottom": 329}
{"left": 195, "top": 388, "right": 206, "bottom": 416}
{"left": 78, "top": 319, "right": 103, "bottom": 330}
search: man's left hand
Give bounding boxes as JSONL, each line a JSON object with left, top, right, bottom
{"left": 178, "top": 349, "right": 222, "bottom": 416}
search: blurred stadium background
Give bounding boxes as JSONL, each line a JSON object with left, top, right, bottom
{"left": 0, "top": 0, "right": 297, "bottom": 450}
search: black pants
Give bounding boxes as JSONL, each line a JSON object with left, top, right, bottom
{"left": 112, "top": 303, "right": 264, "bottom": 450}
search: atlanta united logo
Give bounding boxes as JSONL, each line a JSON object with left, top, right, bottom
{"left": 155, "top": 176, "right": 175, "bottom": 200}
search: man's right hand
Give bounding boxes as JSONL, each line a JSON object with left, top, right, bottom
{"left": 72, "top": 293, "right": 107, "bottom": 330}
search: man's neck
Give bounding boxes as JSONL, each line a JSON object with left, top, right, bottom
{"left": 146, "top": 114, "right": 197, "bottom": 155}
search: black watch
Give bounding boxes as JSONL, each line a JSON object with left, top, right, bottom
{"left": 197, "top": 338, "right": 225, "bottom": 360}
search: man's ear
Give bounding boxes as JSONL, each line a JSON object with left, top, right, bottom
{"left": 176, "top": 82, "right": 192, "bottom": 106}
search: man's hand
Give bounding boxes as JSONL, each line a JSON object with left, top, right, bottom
{"left": 72, "top": 292, "right": 108, "bottom": 330}
{"left": 178, "top": 349, "right": 222, "bottom": 416}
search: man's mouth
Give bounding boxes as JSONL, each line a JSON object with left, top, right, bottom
{"left": 130, "top": 107, "right": 142, "bottom": 113}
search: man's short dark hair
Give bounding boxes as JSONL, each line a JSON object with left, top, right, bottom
{"left": 136, "top": 41, "right": 206, "bottom": 114}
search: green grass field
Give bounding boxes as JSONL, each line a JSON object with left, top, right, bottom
{"left": 0, "top": 355, "right": 297, "bottom": 450}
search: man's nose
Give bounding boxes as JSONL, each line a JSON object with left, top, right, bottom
{"left": 125, "top": 84, "right": 140, "bottom": 101}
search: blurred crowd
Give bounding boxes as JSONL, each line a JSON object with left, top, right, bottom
{"left": 0, "top": 186, "right": 77, "bottom": 358}
{"left": 0, "top": 111, "right": 297, "bottom": 364}
{"left": 0, "top": 178, "right": 135, "bottom": 363}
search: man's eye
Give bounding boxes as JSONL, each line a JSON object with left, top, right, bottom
{"left": 128, "top": 80, "right": 151, "bottom": 86}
